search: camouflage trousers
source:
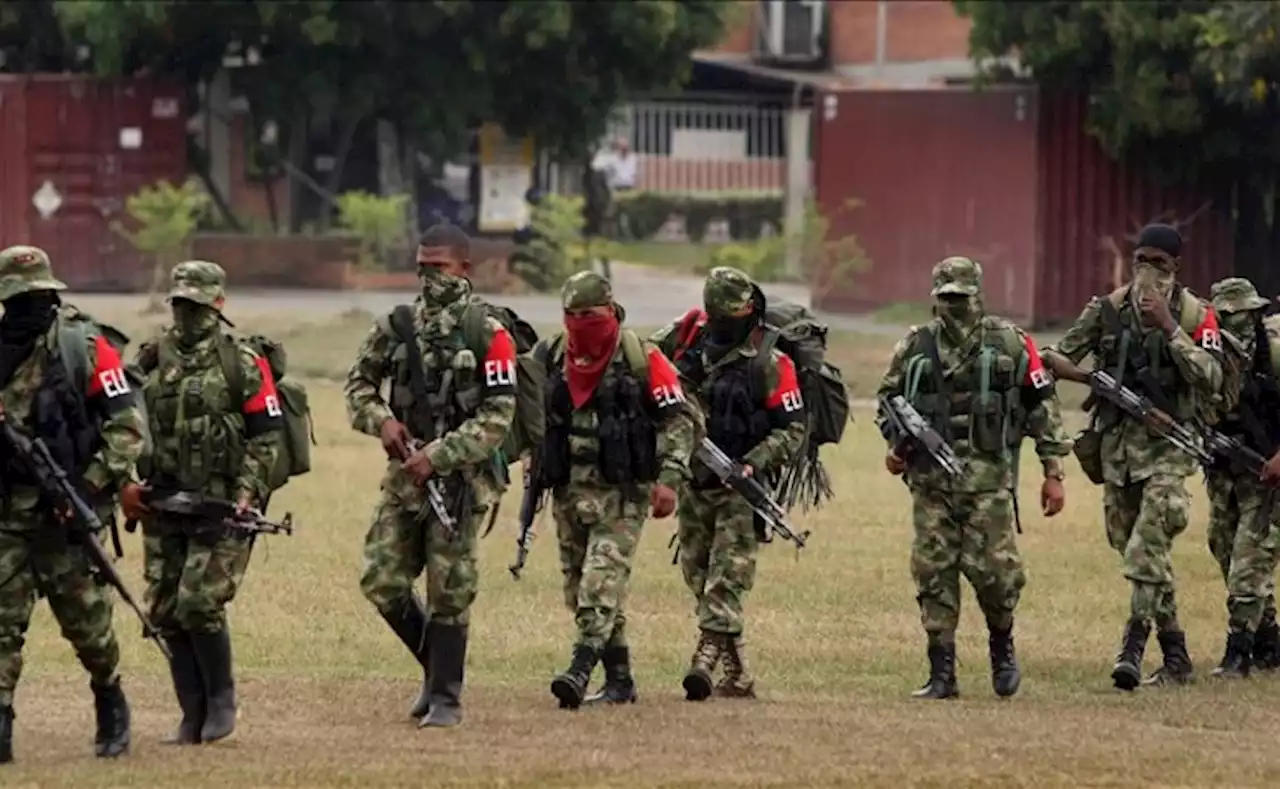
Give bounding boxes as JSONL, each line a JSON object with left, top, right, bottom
{"left": 1102, "top": 474, "right": 1190, "bottom": 630}
{"left": 0, "top": 516, "right": 121, "bottom": 707}
{"left": 142, "top": 517, "right": 254, "bottom": 635}
{"left": 1206, "top": 470, "right": 1280, "bottom": 632}
{"left": 552, "top": 483, "right": 645, "bottom": 651}
{"left": 360, "top": 482, "right": 484, "bottom": 626}
{"left": 910, "top": 487, "right": 1024, "bottom": 643}
{"left": 678, "top": 487, "right": 757, "bottom": 635}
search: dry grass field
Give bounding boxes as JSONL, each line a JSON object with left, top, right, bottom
{"left": 5, "top": 302, "right": 1280, "bottom": 788}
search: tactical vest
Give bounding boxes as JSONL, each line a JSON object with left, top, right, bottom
{"left": 901, "top": 318, "right": 1029, "bottom": 461}
{"left": 1094, "top": 286, "right": 1205, "bottom": 428}
{"left": 540, "top": 331, "right": 658, "bottom": 487}
{"left": 382, "top": 308, "right": 486, "bottom": 446}
{"left": 1215, "top": 321, "right": 1280, "bottom": 467}
{"left": 142, "top": 336, "right": 248, "bottom": 491}
{"left": 677, "top": 342, "right": 772, "bottom": 489}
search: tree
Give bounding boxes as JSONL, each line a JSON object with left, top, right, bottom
{"left": 956, "top": 0, "right": 1280, "bottom": 292}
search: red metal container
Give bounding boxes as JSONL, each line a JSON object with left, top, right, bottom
{"left": 813, "top": 86, "right": 1235, "bottom": 327}
{"left": 0, "top": 74, "right": 186, "bottom": 291}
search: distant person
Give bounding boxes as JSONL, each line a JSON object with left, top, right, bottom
{"left": 595, "top": 138, "right": 638, "bottom": 193}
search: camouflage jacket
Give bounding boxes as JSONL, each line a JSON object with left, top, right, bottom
{"left": 651, "top": 322, "right": 805, "bottom": 477}
{"left": 876, "top": 315, "right": 1072, "bottom": 493}
{"left": 1048, "top": 287, "right": 1222, "bottom": 484}
{"left": 343, "top": 293, "right": 517, "bottom": 508}
{"left": 133, "top": 327, "right": 283, "bottom": 504}
{"left": 1, "top": 307, "right": 146, "bottom": 526}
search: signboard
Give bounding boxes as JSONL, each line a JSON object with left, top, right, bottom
{"left": 477, "top": 123, "right": 534, "bottom": 233}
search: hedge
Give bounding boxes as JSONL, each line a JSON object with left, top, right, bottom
{"left": 613, "top": 190, "right": 784, "bottom": 243}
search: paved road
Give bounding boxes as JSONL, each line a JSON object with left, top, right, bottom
{"left": 72, "top": 263, "right": 904, "bottom": 334}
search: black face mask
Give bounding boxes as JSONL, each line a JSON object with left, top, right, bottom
{"left": 704, "top": 313, "right": 757, "bottom": 360}
{"left": 0, "top": 290, "right": 60, "bottom": 386}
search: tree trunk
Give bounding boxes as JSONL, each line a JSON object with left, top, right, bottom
{"left": 285, "top": 105, "right": 309, "bottom": 234}
{"left": 316, "top": 111, "right": 365, "bottom": 233}
{"left": 1234, "top": 179, "right": 1268, "bottom": 288}
{"left": 190, "top": 153, "right": 243, "bottom": 232}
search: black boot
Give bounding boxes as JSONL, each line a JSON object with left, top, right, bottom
{"left": 551, "top": 644, "right": 600, "bottom": 710}
{"left": 584, "top": 646, "right": 638, "bottom": 705}
{"left": 0, "top": 705, "right": 12, "bottom": 764}
{"left": 988, "top": 626, "right": 1021, "bottom": 698}
{"left": 1111, "top": 618, "right": 1149, "bottom": 691}
{"left": 1142, "top": 629, "right": 1195, "bottom": 687}
{"left": 190, "top": 629, "right": 237, "bottom": 742}
{"left": 378, "top": 597, "right": 433, "bottom": 718}
{"left": 1253, "top": 615, "right": 1280, "bottom": 670}
{"left": 418, "top": 623, "right": 467, "bottom": 728}
{"left": 911, "top": 643, "right": 958, "bottom": 699}
{"left": 161, "top": 631, "right": 205, "bottom": 745}
{"left": 91, "top": 678, "right": 130, "bottom": 758}
{"left": 1211, "top": 630, "right": 1254, "bottom": 679}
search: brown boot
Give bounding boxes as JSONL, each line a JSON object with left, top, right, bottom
{"left": 682, "top": 630, "right": 723, "bottom": 701}
{"left": 714, "top": 635, "right": 757, "bottom": 698}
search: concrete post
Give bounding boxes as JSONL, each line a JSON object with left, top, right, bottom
{"left": 783, "top": 105, "right": 812, "bottom": 279}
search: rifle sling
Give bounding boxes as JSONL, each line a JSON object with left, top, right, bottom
{"left": 390, "top": 305, "right": 434, "bottom": 439}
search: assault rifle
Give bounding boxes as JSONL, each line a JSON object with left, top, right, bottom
{"left": 695, "top": 439, "right": 809, "bottom": 551}
{"left": 407, "top": 439, "right": 457, "bottom": 536}
{"left": 877, "top": 395, "right": 962, "bottom": 476}
{"left": 1082, "top": 370, "right": 1212, "bottom": 464}
{"left": 509, "top": 449, "right": 543, "bottom": 580}
{"left": 1201, "top": 427, "right": 1278, "bottom": 533}
{"left": 0, "top": 411, "right": 170, "bottom": 659}
{"left": 126, "top": 490, "right": 294, "bottom": 536}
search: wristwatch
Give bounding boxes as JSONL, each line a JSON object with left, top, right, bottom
{"left": 1044, "top": 469, "right": 1065, "bottom": 481}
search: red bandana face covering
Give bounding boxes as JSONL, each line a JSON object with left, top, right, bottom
{"left": 564, "top": 313, "right": 620, "bottom": 407}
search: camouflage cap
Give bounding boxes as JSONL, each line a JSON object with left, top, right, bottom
{"left": 703, "top": 266, "right": 756, "bottom": 315}
{"left": 931, "top": 256, "right": 983, "bottom": 297}
{"left": 0, "top": 246, "right": 67, "bottom": 302}
{"left": 168, "top": 260, "right": 226, "bottom": 308}
{"left": 561, "top": 270, "right": 613, "bottom": 311}
{"left": 1211, "top": 277, "right": 1270, "bottom": 314}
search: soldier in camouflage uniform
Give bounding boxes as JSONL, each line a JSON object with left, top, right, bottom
{"left": 537, "top": 271, "right": 699, "bottom": 709}
{"left": 1044, "top": 224, "right": 1223, "bottom": 690}
{"left": 1202, "top": 278, "right": 1280, "bottom": 677}
{"left": 344, "top": 224, "right": 517, "bottom": 728}
{"left": 0, "top": 246, "right": 146, "bottom": 763}
{"left": 126, "top": 262, "right": 284, "bottom": 745}
{"left": 876, "top": 257, "right": 1070, "bottom": 699}
{"left": 651, "top": 266, "right": 806, "bottom": 701}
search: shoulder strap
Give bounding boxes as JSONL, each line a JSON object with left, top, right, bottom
{"left": 218, "top": 334, "right": 246, "bottom": 407}
{"left": 389, "top": 305, "right": 433, "bottom": 429}
{"left": 619, "top": 330, "right": 649, "bottom": 378}
{"left": 57, "top": 320, "right": 93, "bottom": 394}
{"left": 461, "top": 302, "right": 492, "bottom": 358}
{"left": 918, "top": 327, "right": 950, "bottom": 440}
{"left": 672, "top": 309, "right": 705, "bottom": 361}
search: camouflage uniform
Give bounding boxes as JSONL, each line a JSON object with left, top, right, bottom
{"left": 876, "top": 257, "right": 1071, "bottom": 699}
{"left": 651, "top": 267, "right": 806, "bottom": 701}
{"left": 1046, "top": 226, "right": 1223, "bottom": 690}
{"left": 344, "top": 265, "right": 516, "bottom": 728}
{"left": 0, "top": 247, "right": 146, "bottom": 762}
{"left": 130, "top": 262, "right": 283, "bottom": 745}
{"left": 539, "top": 272, "right": 699, "bottom": 709}
{"left": 1203, "top": 278, "right": 1280, "bottom": 677}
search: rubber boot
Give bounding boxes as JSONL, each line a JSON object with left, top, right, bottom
{"left": 1253, "top": 613, "right": 1280, "bottom": 670}
{"left": 160, "top": 630, "right": 205, "bottom": 745}
{"left": 0, "top": 705, "right": 12, "bottom": 765}
{"left": 988, "top": 625, "right": 1021, "bottom": 698}
{"left": 91, "top": 678, "right": 130, "bottom": 758}
{"left": 378, "top": 597, "right": 432, "bottom": 718}
{"left": 583, "top": 646, "right": 638, "bottom": 705}
{"left": 1142, "top": 629, "right": 1195, "bottom": 687}
{"left": 911, "top": 643, "right": 959, "bottom": 699}
{"left": 190, "top": 629, "right": 237, "bottom": 742}
{"left": 714, "top": 635, "right": 757, "bottom": 699}
{"left": 1211, "top": 630, "right": 1253, "bottom": 679}
{"left": 419, "top": 623, "right": 467, "bottom": 728}
{"left": 550, "top": 644, "right": 600, "bottom": 710}
{"left": 1111, "top": 618, "right": 1149, "bottom": 691}
{"left": 682, "top": 630, "right": 723, "bottom": 702}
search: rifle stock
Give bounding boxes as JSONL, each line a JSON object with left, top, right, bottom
{"left": 0, "top": 415, "right": 170, "bottom": 660}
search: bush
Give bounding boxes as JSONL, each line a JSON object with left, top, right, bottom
{"left": 335, "top": 191, "right": 411, "bottom": 270}
{"left": 511, "top": 193, "right": 619, "bottom": 291}
{"left": 703, "top": 198, "right": 870, "bottom": 296}
{"left": 113, "top": 178, "right": 212, "bottom": 312}
{"left": 614, "top": 190, "right": 783, "bottom": 242}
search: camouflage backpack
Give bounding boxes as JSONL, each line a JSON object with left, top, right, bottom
{"left": 57, "top": 311, "right": 153, "bottom": 465}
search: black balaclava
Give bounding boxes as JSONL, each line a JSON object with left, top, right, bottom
{"left": 0, "top": 290, "right": 61, "bottom": 385}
